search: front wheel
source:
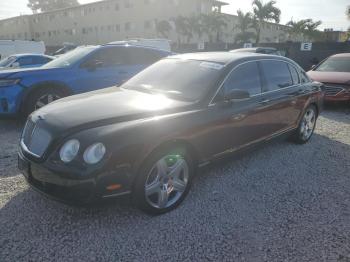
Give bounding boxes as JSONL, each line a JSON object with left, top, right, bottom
{"left": 22, "top": 88, "right": 67, "bottom": 117}
{"left": 133, "top": 147, "right": 194, "bottom": 215}
{"left": 292, "top": 105, "right": 317, "bottom": 144}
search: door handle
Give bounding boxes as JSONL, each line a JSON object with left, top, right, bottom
{"left": 258, "top": 99, "right": 270, "bottom": 105}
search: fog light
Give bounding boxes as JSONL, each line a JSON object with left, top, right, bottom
{"left": 83, "top": 143, "right": 106, "bottom": 164}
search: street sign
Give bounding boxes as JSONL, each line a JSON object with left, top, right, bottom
{"left": 197, "top": 42, "right": 205, "bottom": 50}
{"left": 301, "top": 43, "right": 312, "bottom": 51}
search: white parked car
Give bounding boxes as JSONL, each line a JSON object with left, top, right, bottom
{"left": 109, "top": 38, "right": 172, "bottom": 52}
{"left": 0, "top": 40, "right": 46, "bottom": 60}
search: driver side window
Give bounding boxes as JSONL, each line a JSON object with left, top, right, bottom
{"left": 223, "top": 61, "right": 262, "bottom": 96}
{"left": 82, "top": 47, "right": 128, "bottom": 68}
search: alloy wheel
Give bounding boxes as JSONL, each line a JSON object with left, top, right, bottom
{"left": 145, "top": 154, "right": 189, "bottom": 209}
{"left": 300, "top": 108, "right": 316, "bottom": 140}
{"left": 35, "top": 93, "right": 61, "bottom": 110}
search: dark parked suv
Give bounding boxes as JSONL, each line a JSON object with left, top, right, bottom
{"left": 18, "top": 52, "right": 323, "bottom": 214}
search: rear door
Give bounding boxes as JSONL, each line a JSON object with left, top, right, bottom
{"left": 258, "top": 60, "right": 301, "bottom": 133}
{"left": 124, "top": 47, "right": 168, "bottom": 81}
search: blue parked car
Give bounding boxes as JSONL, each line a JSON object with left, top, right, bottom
{"left": 0, "top": 54, "right": 54, "bottom": 70}
{"left": 0, "top": 44, "right": 172, "bottom": 116}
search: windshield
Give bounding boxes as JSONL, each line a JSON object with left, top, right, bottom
{"left": 43, "top": 46, "right": 96, "bottom": 68}
{"left": 315, "top": 57, "right": 350, "bottom": 73}
{"left": 0, "top": 56, "right": 16, "bottom": 67}
{"left": 123, "top": 58, "right": 224, "bottom": 101}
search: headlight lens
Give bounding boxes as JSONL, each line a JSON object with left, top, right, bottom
{"left": 0, "top": 79, "right": 21, "bottom": 87}
{"left": 83, "top": 143, "right": 106, "bottom": 164}
{"left": 59, "top": 139, "right": 80, "bottom": 163}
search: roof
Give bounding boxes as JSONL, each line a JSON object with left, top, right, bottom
{"left": 213, "top": 0, "right": 229, "bottom": 6}
{"left": 8, "top": 53, "right": 54, "bottom": 58}
{"left": 331, "top": 53, "right": 350, "bottom": 58}
{"left": 170, "top": 52, "right": 282, "bottom": 65}
{"left": 231, "top": 47, "right": 277, "bottom": 53}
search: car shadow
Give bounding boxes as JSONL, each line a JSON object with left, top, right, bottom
{"left": 1, "top": 131, "right": 350, "bottom": 260}
{"left": 2, "top": 132, "right": 349, "bottom": 219}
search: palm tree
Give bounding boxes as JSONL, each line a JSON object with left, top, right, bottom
{"left": 304, "top": 19, "right": 322, "bottom": 40}
{"left": 234, "top": 10, "right": 256, "bottom": 43}
{"left": 187, "top": 14, "right": 205, "bottom": 41}
{"left": 201, "top": 12, "right": 227, "bottom": 43}
{"left": 155, "top": 20, "right": 172, "bottom": 38}
{"left": 286, "top": 19, "right": 308, "bottom": 40}
{"left": 347, "top": 6, "right": 350, "bottom": 41}
{"left": 286, "top": 19, "right": 322, "bottom": 41}
{"left": 172, "top": 16, "right": 192, "bottom": 44}
{"left": 252, "top": 0, "right": 281, "bottom": 44}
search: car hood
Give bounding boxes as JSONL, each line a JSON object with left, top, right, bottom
{"left": 307, "top": 70, "right": 350, "bottom": 85}
{"left": 0, "top": 67, "right": 59, "bottom": 78}
{"left": 31, "top": 87, "right": 194, "bottom": 133}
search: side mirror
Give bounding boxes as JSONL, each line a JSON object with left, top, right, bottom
{"left": 11, "top": 62, "right": 20, "bottom": 68}
{"left": 224, "top": 89, "right": 250, "bottom": 101}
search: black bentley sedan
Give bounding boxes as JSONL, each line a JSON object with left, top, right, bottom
{"left": 18, "top": 52, "right": 324, "bottom": 214}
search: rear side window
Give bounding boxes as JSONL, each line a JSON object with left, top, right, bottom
{"left": 288, "top": 64, "right": 300, "bottom": 85}
{"left": 17, "top": 56, "right": 34, "bottom": 66}
{"left": 260, "top": 60, "right": 293, "bottom": 91}
{"left": 127, "top": 47, "right": 166, "bottom": 65}
{"left": 32, "top": 56, "right": 52, "bottom": 65}
{"left": 223, "top": 61, "right": 262, "bottom": 96}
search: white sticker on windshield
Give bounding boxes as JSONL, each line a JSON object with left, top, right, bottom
{"left": 200, "top": 62, "right": 224, "bottom": 70}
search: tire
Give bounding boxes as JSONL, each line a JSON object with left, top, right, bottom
{"left": 292, "top": 105, "right": 317, "bottom": 144}
{"left": 133, "top": 147, "right": 194, "bottom": 215}
{"left": 22, "top": 87, "right": 67, "bottom": 117}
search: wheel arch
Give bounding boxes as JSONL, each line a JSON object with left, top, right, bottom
{"left": 134, "top": 138, "right": 200, "bottom": 177}
{"left": 20, "top": 81, "right": 73, "bottom": 112}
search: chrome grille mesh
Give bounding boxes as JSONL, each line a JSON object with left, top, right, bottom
{"left": 21, "top": 119, "right": 52, "bottom": 157}
{"left": 324, "top": 85, "right": 345, "bottom": 96}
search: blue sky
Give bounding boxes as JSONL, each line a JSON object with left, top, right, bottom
{"left": 0, "top": 0, "right": 349, "bottom": 30}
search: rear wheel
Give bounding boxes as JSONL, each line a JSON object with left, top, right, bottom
{"left": 133, "top": 147, "right": 194, "bottom": 215}
{"left": 292, "top": 105, "right": 317, "bottom": 144}
{"left": 22, "top": 88, "right": 67, "bottom": 117}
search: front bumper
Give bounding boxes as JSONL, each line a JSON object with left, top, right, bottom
{"left": 18, "top": 150, "right": 133, "bottom": 205}
{"left": 0, "top": 84, "right": 24, "bottom": 115}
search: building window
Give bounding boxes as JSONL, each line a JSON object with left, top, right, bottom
{"left": 115, "top": 24, "right": 120, "bottom": 32}
{"left": 125, "top": 0, "right": 132, "bottom": 8}
{"left": 115, "top": 3, "right": 120, "bottom": 10}
{"left": 144, "top": 20, "right": 151, "bottom": 29}
{"left": 125, "top": 22, "right": 131, "bottom": 31}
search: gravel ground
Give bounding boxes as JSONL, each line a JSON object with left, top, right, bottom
{"left": 0, "top": 106, "right": 350, "bottom": 262}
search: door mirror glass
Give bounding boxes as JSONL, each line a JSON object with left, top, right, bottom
{"left": 225, "top": 89, "right": 250, "bottom": 100}
{"left": 11, "top": 62, "right": 20, "bottom": 68}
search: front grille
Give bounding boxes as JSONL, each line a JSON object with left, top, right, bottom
{"left": 21, "top": 119, "right": 52, "bottom": 158}
{"left": 324, "top": 85, "right": 345, "bottom": 96}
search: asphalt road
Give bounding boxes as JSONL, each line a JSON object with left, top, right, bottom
{"left": 1, "top": 106, "right": 350, "bottom": 262}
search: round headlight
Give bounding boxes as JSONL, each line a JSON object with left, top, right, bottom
{"left": 59, "top": 139, "right": 80, "bottom": 163}
{"left": 83, "top": 143, "right": 106, "bottom": 164}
